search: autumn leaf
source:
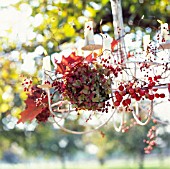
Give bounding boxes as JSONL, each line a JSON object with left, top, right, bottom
{"left": 56, "top": 52, "right": 83, "bottom": 74}
{"left": 17, "top": 95, "right": 43, "bottom": 123}
{"left": 85, "top": 52, "right": 98, "bottom": 62}
{"left": 66, "top": 52, "right": 83, "bottom": 64}
{"left": 56, "top": 63, "right": 65, "bottom": 74}
{"left": 55, "top": 52, "right": 99, "bottom": 74}
{"left": 127, "top": 52, "right": 134, "bottom": 58}
{"left": 111, "top": 39, "right": 119, "bottom": 51}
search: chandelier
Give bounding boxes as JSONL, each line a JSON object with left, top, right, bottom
{"left": 18, "top": 0, "right": 170, "bottom": 153}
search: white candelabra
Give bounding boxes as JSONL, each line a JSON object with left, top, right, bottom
{"left": 41, "top": 17, "right": 170, "bottom": 134}
{"left": 38, "top": 0, "right": 170, "bottom": 135}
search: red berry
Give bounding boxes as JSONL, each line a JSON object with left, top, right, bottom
{"left": 153, "top": 119, "right": 157, "bottom": 124}
{"left": 151, "top": 81, "right": 155, "bottom": 87}
{"left": 119, "top": 85, "right": 124, "bottom": 91}
{"left": 148, "top": 77, "right": 152, "bottom": 81}
{"left": 114, "top": 101, "right": 120, "bottom": 107}
{"left": 159, "top": 93, "right": 165, "bottom": 98}
{"left": 116, "top": 94, "right": 123, "bottom": 102}
{"left": 129, "top": 82, "right": 133, "bottom": 87}
{"left": 128, "top": 88, "right": 135, "bottom": 94}
{"left": 157, "top": 75, "right": 161, "bottom": 79}
{"left": 135, "top": 87, "right": 141, "bottom": 93}
{"left": 153, "top": 88, "right": 158, "bottom": 92}
{"left": 148, "top": 94, "right": 154, "bottom": 100}
{"left": 122, "top": 100, "right": 127, "bottom": 106}
{"left": 136, "top": 96, "right": 141, "bottom": 101}
{"left": 149, "top": 140, "right": 156, "bottom": 146}
{"left": 139, "top": 90, "right": 145, "bottom": 96}
{"left": 125, "top": 98, "right": 131, "bottom": 105}
{"left": 115, "top": 91, "right": 119, "bottom": 95}
{"left": 131, "top": 93, "right": 137, "bottom": 98}
{"left": 148, "top": 83, "right": 153, "bottom": 89}
{"left": 155, "top": 93, "right": 159, "bottom": 98}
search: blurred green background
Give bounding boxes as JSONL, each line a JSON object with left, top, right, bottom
{"left": 0, "top": 0, "right": 170, "bottom": 169}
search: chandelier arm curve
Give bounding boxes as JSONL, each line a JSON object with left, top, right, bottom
{"left": 46, "top": 89, "right": 75, "bottom": 121}
{"left": 51, "top": 101, "right": 73, "bottom": 118}
{"left": 47, "top": 89, "right": 55, "bottom": 116}
{"left": 132, "top": 100, "right": 153, "bottom": 126}
{"left": 113, "top": 109, "right": 124, "bottom": 132}
{"left": 52, "top": 109, "right": 116, "bottom": 135}
{"left": 47, "top": 89, "right": 68, "bottom": 116}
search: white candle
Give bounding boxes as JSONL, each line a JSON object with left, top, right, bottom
{"left": 102, "top": 34, "right": 112, "bottom": 51}
{"left": 84, "top": 21, "right": 95, "bottom": 45}
{"left": 42, "top": 56, "right": 51, "bottom": 83}
{"left": 143, "top": 35, "right": 150, "bottom": 51}
{"left": 161, "top": 23, "right": 169, "bottom": 36}
{"left": 101, "top": 34, "right": 112, "bottom": 62}
{"left": 161, "top": 23, "right": 170, "bottom": 41}
{"left": 43, "top": 56, "right": 51, "bottom": 71}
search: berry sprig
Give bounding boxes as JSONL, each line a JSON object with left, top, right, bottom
{"left": 121, "top": 118, "right": 137, "bottom": 133}
{"left": 113, "top": 75, "right": 166, "bottom": 111}
{"left": 21, "top": 77, "right": 33, "bottom": 92}
{"left": 143, "top": 125, "right": 157, "bottom": 154}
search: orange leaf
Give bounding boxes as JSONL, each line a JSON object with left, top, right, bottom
{"left": 67, "top": 52, "right": 83, "bottom": 64}
{"left": 111, "top": 39, "right": 119, "bottom": 51}
{"left": 127, "top": 52, "right": 134, "bottom": 58}
{"left": 57, "top": 62, "right": 66, "bottom": 74}
{"left": 85, "top": 53, "right": 98, "bottom": 62}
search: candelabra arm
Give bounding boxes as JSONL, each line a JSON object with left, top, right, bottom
{"left": 53, "top": 109, "right": 116, "bottom": 135}
{"left": 47, "top": 88, "right": 59, "bottom": 116}
{"left": 113, "top": 108, "right": 124, "bottom": 132}
{"left": 132, "top": 101, "right": 153, "bottom": 126}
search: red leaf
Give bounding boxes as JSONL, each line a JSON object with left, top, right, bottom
{"left": 67, "top": 52, "right": 83, "bottom": 64}
{"left": 17, "top": 96, "right": 42, "bottom": 123}
{"left": 85, "top": 53, "right": 97, "bottom": 62}
{"left": 56, "top": 62, "right": 66, "bottom": 74}
{"left": 61, "top": 55, "right": 69, "bottom": 66}
{"left": 111, "top": 39, "right": 119, "bottom": 51}
{"left": 56, "top": 52, "right": 83, "bottom": 74}
{"left": 127, "top": 52, "right": 134, "bottom": 58}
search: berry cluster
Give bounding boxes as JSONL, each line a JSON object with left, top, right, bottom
{"left": 62, "top": 62, "right": 112, "bottom": 110}
{"left": 52, "top": 80, "right": 65, "bottom": 93}
{"left": 21, "top": 77, "right": 33, "bottom": 92}
{"left": 100, "top": 55, "right": 123, "bottom": 78}
{"left": 143, "top": 125, "right": 157, "bottom": 154}
{"left": 113, "top": 75, "right": 166, "bottom": 111}
{"left": 28, "top": 85, "right": 48, "bottom": 106}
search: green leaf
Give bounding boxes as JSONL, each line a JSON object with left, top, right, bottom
{"left": 92, "top": 96, "right": 99, "bottom": 102}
